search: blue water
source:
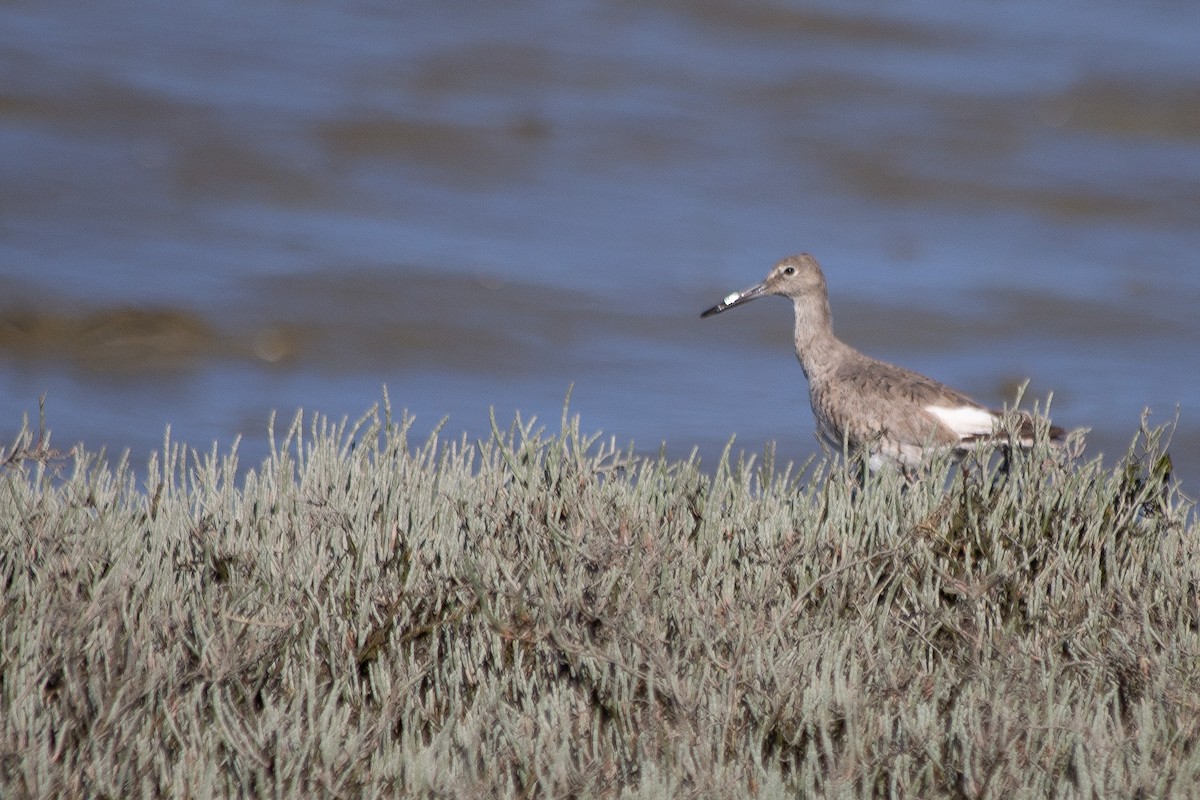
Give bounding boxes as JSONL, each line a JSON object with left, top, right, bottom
{"left": 2, "top": 0, "right": 1198, "bottom": 491}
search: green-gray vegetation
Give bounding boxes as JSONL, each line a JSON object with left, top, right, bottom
{"left": 1, "top": 395, "right": 1196, "bottom": 798}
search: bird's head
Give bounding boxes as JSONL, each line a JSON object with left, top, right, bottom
{"left": 701, "top": 253, "right": 826, "bottom": 317}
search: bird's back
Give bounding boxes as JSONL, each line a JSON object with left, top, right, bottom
{"left": 809, "top": 349, "right": 986, "bottom": 462}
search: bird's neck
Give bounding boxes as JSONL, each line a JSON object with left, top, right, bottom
{"left": 791, "top": 296, "right": 849, "bottom": 383}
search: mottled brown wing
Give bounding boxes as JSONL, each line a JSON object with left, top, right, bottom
{"left": 818, "top": 353, "right": 985, "bottom": 450}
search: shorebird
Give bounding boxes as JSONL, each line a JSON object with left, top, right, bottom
{"left": 701, "top": 253, "right": 1065, "bottom": 471}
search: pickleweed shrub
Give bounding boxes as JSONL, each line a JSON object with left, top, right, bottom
{"left": 1, "top": 396, "right": 1196, "bottom": 798}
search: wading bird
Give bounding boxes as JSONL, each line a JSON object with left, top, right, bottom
{"left": 702, "top": 253, "right": 1065, "bottom": 472}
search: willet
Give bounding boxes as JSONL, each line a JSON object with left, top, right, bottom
{"left": 702, "top": 253, "right": 1066, "bottom": 471}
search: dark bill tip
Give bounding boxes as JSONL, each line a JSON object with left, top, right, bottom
{"left": 700, "top": 283, "right": 767, "bottom": 318}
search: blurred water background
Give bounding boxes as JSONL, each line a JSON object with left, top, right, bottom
{"left": 2, "top": 0, "right": 1198, "bottom": 491}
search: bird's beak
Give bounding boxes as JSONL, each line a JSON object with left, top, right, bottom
{"left": 700, "top": 281, "right": 769, "bottom": 318}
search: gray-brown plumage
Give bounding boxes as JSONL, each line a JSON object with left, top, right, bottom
{"left": 702, "top": 253, "right": 1065, "bottom": 469}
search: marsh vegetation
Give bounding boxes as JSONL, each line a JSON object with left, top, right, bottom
{"left": 1, "top": 397, "right": 1196, "bottom": 797}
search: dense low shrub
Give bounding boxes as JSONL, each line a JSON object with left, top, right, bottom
{"left": 1, "top": 396, "right": 1196, "bottom": 797}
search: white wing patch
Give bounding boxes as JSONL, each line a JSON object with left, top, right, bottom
{"left": 925, "top": 405, "right": 998, "bottom": 441}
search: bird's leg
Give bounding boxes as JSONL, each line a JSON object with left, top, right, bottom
{"left": 856, "top": 456, "right": 870, "bottom": 489}
{"left": 986, "top": 444, "right": 1015, "bottom": 492}
{"left": 842, "top": 456, "right": 867, "bottom": 502}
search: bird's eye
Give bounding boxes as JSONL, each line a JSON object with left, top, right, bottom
{"left": 783, "top": 266, "right": 795, "bottom": 275}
